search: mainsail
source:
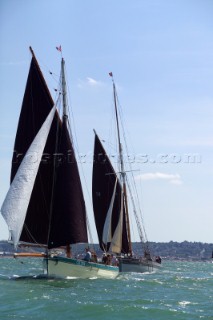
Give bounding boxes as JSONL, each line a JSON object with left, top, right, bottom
{"left": 92, "top": 133, "right": 130, "bottom": 253}
{"left": 10, "top": 52, "right": 62, "bottom": 245}
{"left": 48, "top": 120, "right": 88, "bottom": 248}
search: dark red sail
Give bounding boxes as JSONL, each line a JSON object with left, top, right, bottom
{"left": 10, "top": 54, "right": 61, "bottom": 245}
{"left": 92, "top": 133, "right": 130, "bottom": 253}
{"left": 48, "top": 120, "right": 88, "bottom": 248}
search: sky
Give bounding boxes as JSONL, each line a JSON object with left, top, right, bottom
{"left": 0, "top": 0, "right": 213, "bottom": 244}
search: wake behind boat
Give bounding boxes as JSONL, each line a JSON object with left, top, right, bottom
{"left": 92, "top": 73, "right": 162, "bottom": 274}
{"left": 0, "top": 47, "right": 118, "bottom": 279}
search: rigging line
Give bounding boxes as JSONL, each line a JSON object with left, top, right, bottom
{"left": 135, "top": 170, "right": 153, "bottom": 255}
{"left": 22, "top": 224, "right": 45, "bottom": 249}
{"left": 127, "top": 161, "right": 149, "bottom": 244}
{"left": 48, "top": 70, "right": 60, "bottom": 78}
{"left": 102, "top": 94, "right": 118, "bottom": 156}
{"left": 115, "top": 97, "right": 142, "bottom": 196}
{"left": 38, "top": 60, "right": 60, "bottom": 78}
{"left": 115, "top": 89, "right": 136, "bottom": 158}
{"left": 50, "top": 74, "right": 61, "bottom": 87}
{"left": 108, "top": 96, "right": 120, "bottom": 178}
{"left": 136, "top": 169, "right": 152, "bottom": 251}
{"left": 126, "top": 177, "right": 148, "bottom": 247}
{"left": 123, "top": 137, "right": 149, "bottom": 245}
{"left": 129, "top": 169, "right": 149, "bottom": 246}
{"left": 34, "top": 56, "right": 61, "bottom": 91}
{"left": 108, "top": 94, "right": 118, "bottom": 171}
{"left": 103, "top": 140, "right": 118, "bottom": 154}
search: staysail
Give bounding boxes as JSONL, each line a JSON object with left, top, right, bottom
{"left": 109, "top": 191, "right": 124, "bottom": 253}
{"left": 1, "top": 106, "right": 56, "bottom": 248}
{"left": 102, "top": 178, "right": 118, "bottom": 245}
{"left": 92, "top": 132, "right": 130, "bottom": 253}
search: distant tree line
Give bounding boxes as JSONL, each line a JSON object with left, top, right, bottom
{"left": 0, "top": 240, "right": 212, "bottom": 260}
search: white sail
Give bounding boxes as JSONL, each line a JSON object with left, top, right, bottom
{"left": 102, "top": 178, "right": 118, "bottom": 245}
{"left": 1, "top": 106, "right": 56, "bottom": 248}
{"left": 109, "top": 190, "right": 124, "bottom": 253}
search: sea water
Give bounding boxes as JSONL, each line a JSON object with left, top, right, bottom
{"left": 0, "top": 258, "right": 212, "bottom": 320}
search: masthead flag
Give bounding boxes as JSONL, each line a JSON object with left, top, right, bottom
{"left": 56, "top": 45, "right": 62, "bottom": 52}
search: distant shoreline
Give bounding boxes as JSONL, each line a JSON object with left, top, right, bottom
{"left": 1, "top": 240, "right": 212, "bottom": 261}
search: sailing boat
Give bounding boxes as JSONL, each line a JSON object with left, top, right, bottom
{"left": 0, "top": 47, "right": 118, "bottom": 279}
{"left": 92, "top": 73, "right": 162, "bottom": 273}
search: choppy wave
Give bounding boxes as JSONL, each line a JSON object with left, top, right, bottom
{"left": 0, "top": 258, "right": 212, "bottom": 319}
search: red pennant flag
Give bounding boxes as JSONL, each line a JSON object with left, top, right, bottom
{"left": 56, "top": 45, "right": 62, "bottom": 52}
{"left": 109, "top": 72, "right": 113, "bottom": 77}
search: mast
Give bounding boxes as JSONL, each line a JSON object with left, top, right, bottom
{"left": 61, "top": 57, "right": 71, "bottom": 257}
{"left": 61, "top": 58, "right": 68, "bottom": 122}
{"left": 111, "top": 75, "right": 132, "bottom": 256}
